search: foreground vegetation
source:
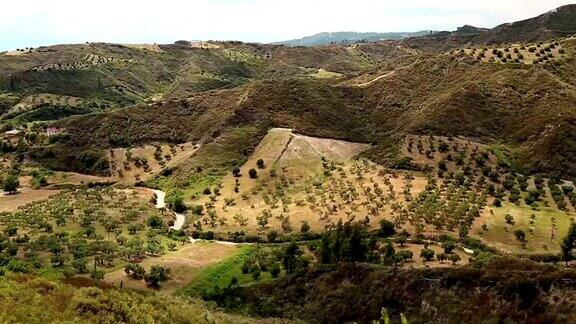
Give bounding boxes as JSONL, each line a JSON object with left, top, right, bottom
{"left": 0, "top": 273, "right": 263, "bottom": 323}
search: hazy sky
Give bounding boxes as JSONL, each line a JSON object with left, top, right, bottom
{"left": 1, "top": 0, "right": 573, "bottom": 51}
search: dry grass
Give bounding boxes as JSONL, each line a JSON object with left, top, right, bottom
{"left": 107, "top": 142, "right": 200, "bottom": 183}
{"left": 0, "top": 188, "right": 60, "bottom": 212}
{"left": 4, "top": 93, "right": 82, "bottom": 117}
{"left": 454, "top": 41, "right": 567, "bottom": 65}
{"left": 193, "top": 159, "right": 431, "bottom": 235}
{"left": 104, "top": 241, "right": 239, "bottom": 293}
{"left": 121, "top": 43, "right": 164, "bottom": 52}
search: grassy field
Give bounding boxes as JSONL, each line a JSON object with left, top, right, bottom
{"left": 474, "top": 200, "right": 573, "bottom": 253}
{"left": 105, "top": 241, "right": 240, "bottom": 293}
{"left": 178, "top": 245, "right": 279, "bottom": 297}
{"left": 308, "top": 68, "right": 342, "bottom": 79}
{"left": 0, "top": 188, "right": 60, "bottom": 212}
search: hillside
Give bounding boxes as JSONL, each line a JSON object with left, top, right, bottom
{"left": 405, "top": 4, "right": 576, "bottom": 52}
{"left": 46, "top": 38, "right": 576, "bottom": 180}
{"left": 2, "top": 5, "right": 576, "bottom": 322}
{"left": 0, "top": 274, "right": 275, "bottom": 323}
{"left": 0, "top": 41, "right": 414, "bottom": 126}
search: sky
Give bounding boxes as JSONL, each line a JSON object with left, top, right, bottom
{"left": 1, "top": 0, "right": 574, "bottom": 51}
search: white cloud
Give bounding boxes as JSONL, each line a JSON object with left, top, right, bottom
{"left": 0, "top": 0, "right": 573, "bottom": 50}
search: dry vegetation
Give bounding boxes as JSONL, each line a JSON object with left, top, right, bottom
{"left": 1, "top": 7, "right": 576, "bottom": 321}
{"left": 452, "top": 39, "right": 569, "bottom": 65}
{"left": 107, "top": 142, "right": 200, "bottom": 183}
{"left": 180, "top": 131, "right": 575, "bottom": 257}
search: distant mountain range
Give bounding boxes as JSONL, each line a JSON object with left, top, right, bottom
{"left": 277, "top": 4, "right": 576, "bottom": 48}
{"left": 275, "top": 31, "right": 434, "bottom": 46}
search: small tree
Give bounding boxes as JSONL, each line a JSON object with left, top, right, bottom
{"left": 420, "top": 248, "right": 435, "bottom": 262}
{"left": 144, "top": 265, "right": 170, "bottom": 288}
{"left": 249, "top": 168, "right": 258, "bottom": 179}
{"left": 71, "top": 258, "right": 88, "bottom": 274}
{"left": 256, "top": 159, "right": 265, "bottom": 169}
{"left": 382, "top": 242, "right": 396, "bottom": 263}
{"left": 232, "top": 167, "right": 241, "bottom": 177}
{"left": 2, "top": 174, "right": 19, "bottom": 194}
{"left": 282, "top": 242, "right": 302, "bottom": 274}
{"left": 300, "top": 221, "right": 310, "bottom": 233}
{"left": 449, "top": 254, "right": 461, "bottom": 265}
{"left": 395, "top": 230, "right": 409, "bottom": 247}
{"left": 514, "top": 229, "right": 526, "bottom": 243}
{"left": 168, "top": 193, "right": 186, "bottom": 213}
{"left": 437, "top": 253, "right": 448, "bottom": 264}
{"left": 442, "top": 241, "right": 456, "bottom": 254}
{"left": 147, "top": 214, "right": 164, "bottom": 229}
{"left": 562, "top": 223, "right": 576, "bottom": 265}
{"left": 378, "top": 219, "right": 396, "bottom": 237}
{"left": 270, "top": 263, "right": 281, "bottom": 278}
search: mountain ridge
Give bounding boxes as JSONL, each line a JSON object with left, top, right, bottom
{"left": 275, "top": 31, "right": 434, "bottom": 46}
{"left": 405, "top": 4, "right": 576, "bottom": 51}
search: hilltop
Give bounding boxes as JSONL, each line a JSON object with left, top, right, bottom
{"left": 405, "top": 4, "right": 576, "bottom": 52}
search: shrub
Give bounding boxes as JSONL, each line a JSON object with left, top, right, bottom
{"left": 396, "top": 250, "right": 413, "bottom": 262}
{"left": 437, "top": 253, "right": 448, "bottom": 263}
{"left": 442, "top": 241, "right": 456, "bottom": 254}
{"left": 2, "top": 174, "right": 19, "bottom": 194}
{"left": 251, "top": 268, "right": 261, "bottom": 280}
{"left": 378, "top": 219, "right": 395, "bottom": 237}
{"left": 493, "top": 198, "right": 502, "bottom": 207}
{"left": 267, "top": 230, "right": 278, "bottom": 243}
{"left": 420, "top": 248, "right": 435, "bottom": 262}
{"left": 438, "top": 160, "right": 447, "bottom": 171}
{"left": 249, "top": 168, "right": 258, "bottom": 179}
{"left": 147, "top": 214, "right": 164, "bottom": 229}
{"left": 256, "top": 159, "right": 265, "bottom": 169}
{"left": 300, "top": 221, "right": 310, "bottom": 233}
{"left": 144, "top": 265, "right": 170, "bottom": 287}
{"left": 270, "top": 263, "right": 281, "bottom": 278}
{"left": 514, "top": 229, "right": 527, "bottom": 242}
{"left": 449, "top": 254, "right": 461, "bottom": 265}
{"left": 168, "top": 193, "right": 186, "bottom": 213}
{"left": 190, "top": 204, "right": 204, "bottom": 215}
{"left": 90, "top": 270, "right": 105, "bottom": 281}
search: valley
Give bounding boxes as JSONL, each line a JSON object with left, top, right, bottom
{"left": 1, "top": 3, "right": 576, "bottom": 323}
